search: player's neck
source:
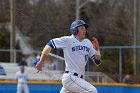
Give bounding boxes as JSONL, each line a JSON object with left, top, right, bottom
{"left": 75, "top": 35, "right": 84, "bottom": 41}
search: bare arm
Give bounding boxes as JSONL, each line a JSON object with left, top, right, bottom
{"left": 36, "top": 45, "right": 52, "bottom": 72}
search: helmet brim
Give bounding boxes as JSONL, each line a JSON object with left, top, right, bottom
{"left": 77, "top": 24, "right": 88, "bottom": 29}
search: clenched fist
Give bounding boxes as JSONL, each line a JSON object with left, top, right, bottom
{"left": 91, "top": 37, "right": 100, "bottom": 51}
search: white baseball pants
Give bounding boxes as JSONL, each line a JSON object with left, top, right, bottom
{"left": 17, "top": 83, "right": 29, "bottom": 93}
{"left": 60, "top": 72, "right": 98, "bottom": 93}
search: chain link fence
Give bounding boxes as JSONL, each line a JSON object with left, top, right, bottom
{"left": 0, "top": 47, "right": 140, "bottom": 83}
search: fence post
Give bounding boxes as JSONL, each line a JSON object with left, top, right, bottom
{"left": 119, "top": 48, "right": 122, "bottom": 83}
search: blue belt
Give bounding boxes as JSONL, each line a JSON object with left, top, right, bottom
{"left": 65, "top": 71, "right": 83, "bottom": 79}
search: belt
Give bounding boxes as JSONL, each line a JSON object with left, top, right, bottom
{"left": 19, "top": 82, "right": 26, "bottom": 84}
{"left": 65, "top": 71, "right": 83, "bottom": 79}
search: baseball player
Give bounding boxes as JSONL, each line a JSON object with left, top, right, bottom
{"left": 16, "top": 66, "right": 30, "bottom": 93}
{"left": 36, "top": 19, "right": 101, "bottom": 93}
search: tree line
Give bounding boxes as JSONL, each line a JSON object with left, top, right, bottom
{"left": 0, "top": 0, "right": 134, "bottom": 82}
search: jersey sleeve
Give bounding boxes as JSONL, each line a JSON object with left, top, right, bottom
{"left": 49, "top": 36, "right": 69, "bottom": 49}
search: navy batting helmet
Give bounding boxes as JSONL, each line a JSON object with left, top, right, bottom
{"left": 70, "top": 19, "right": 88, "bottom": 35}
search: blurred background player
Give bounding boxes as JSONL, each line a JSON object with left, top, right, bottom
{"left": 123, "top": 74, "right": 134, "bottom": 84}
{"left": 36, "top": 19, "right": 101, "bottom": 93}
{"left": 0, "top": 64, "right": 6, "bottom": 75}
{"left": 19, "top": 57, "right": 28, "bottom": 66}
{"left": 32, "top": 54, "right": 45, "bottom": 69}
{"left": 46, "top": 58, "right": 56, "bottom": 70}
{"left": 16, "top": 66, "right": 30, "bottom": 93}
{"left": 33, "top": 54, "right": 40, "bottom": 66}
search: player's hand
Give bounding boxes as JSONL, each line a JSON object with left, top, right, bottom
{"left": 91, "top": 37, "right": 101, "bottom": 57}
{"left": 91, "top": 37, "right": 99, "bottom": 51}
{"left": 36, "top": 61, "right": 43, "bottom": 73}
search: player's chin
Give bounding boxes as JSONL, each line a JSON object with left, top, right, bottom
{"left": 80, "top": 34, "right": 86, "bottom": 39}
{"left": 81, "top": 37, "right": 85, "bottom": 40}
{"left": 82, "top": 35, "right": 86, "bottom": 38}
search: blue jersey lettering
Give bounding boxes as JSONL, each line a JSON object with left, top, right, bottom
{"left": 72, "top": 45, "right": 89, "bottom": 52}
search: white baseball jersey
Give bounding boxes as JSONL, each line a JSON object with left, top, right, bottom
{"left": 50, "top": 35, "right": 96, "bottom": 75}
{"left": 16, "top": 71, "right": 28, "bottom": 83}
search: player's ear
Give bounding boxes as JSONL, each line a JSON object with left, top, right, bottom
{"left": 75, "top": 28, "right": 79, "bottom": 35}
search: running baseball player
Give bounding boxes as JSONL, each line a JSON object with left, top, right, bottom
{"left": 36, "top": 19, "right": 101, "bottom": 93}
{"left": 16, "top": 66, "right": 30, "bottom": 93}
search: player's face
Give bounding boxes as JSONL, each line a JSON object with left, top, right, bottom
{"left": 76, "top": 26, "right": 86, "bottom": 40}
{"left": 20, "top": 66, "right": 24, "bottom": 73}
